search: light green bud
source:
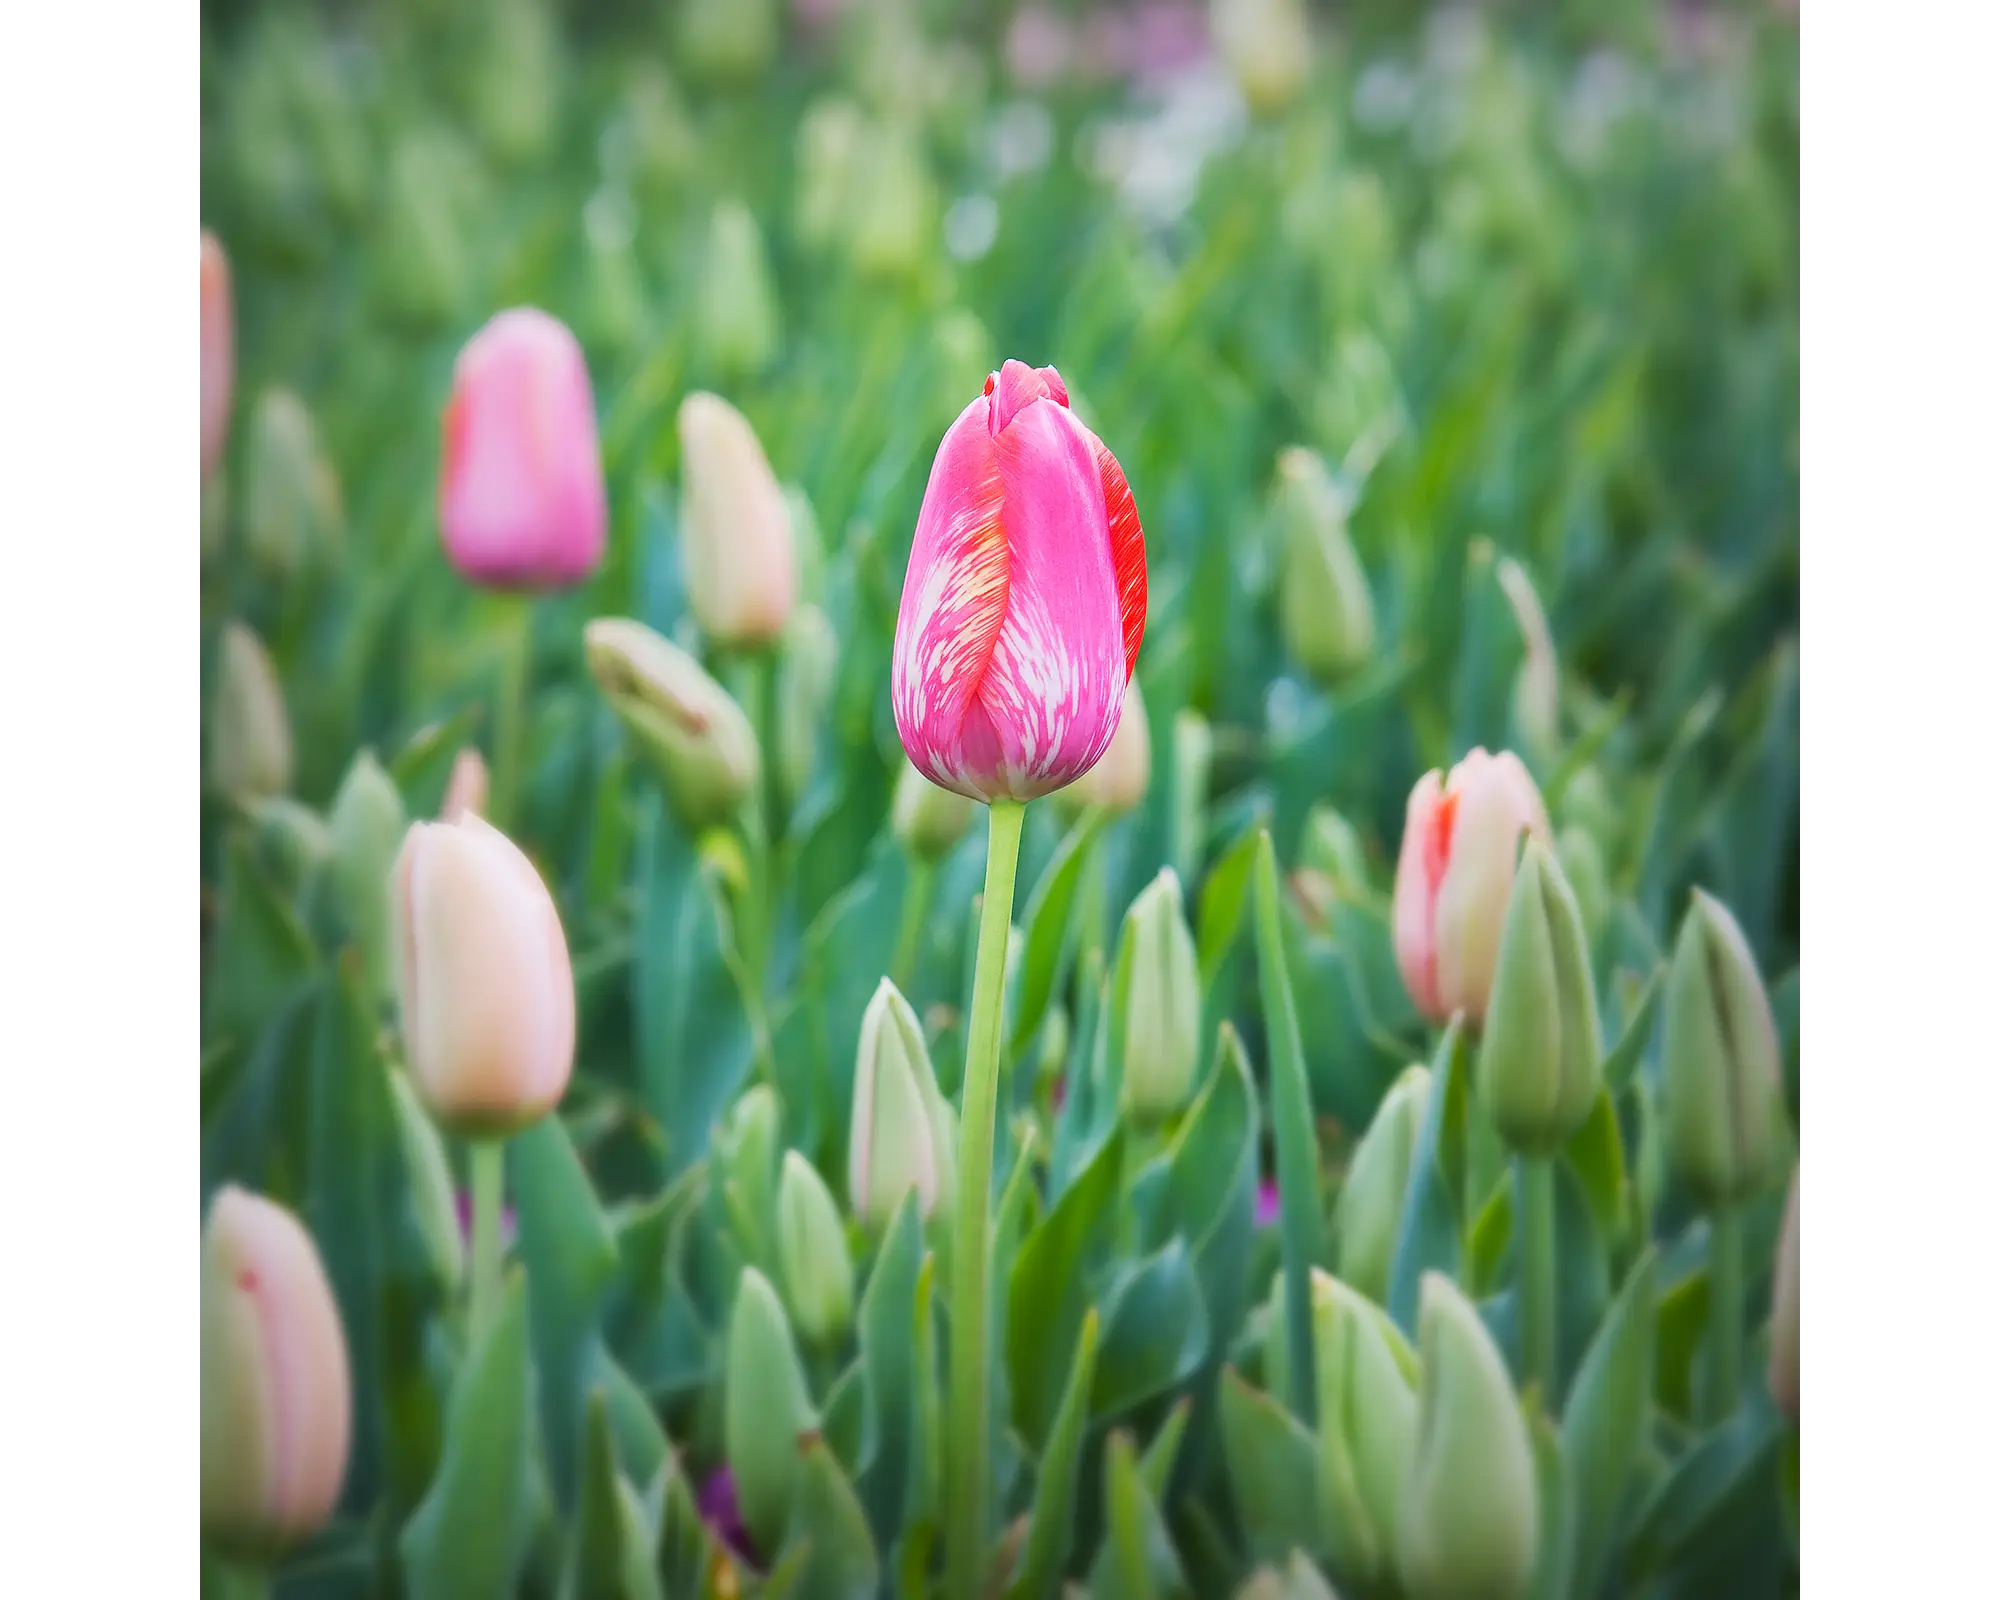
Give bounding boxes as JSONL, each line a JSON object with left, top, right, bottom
{"left": 675, "top": 0, "right": 777, "bottom": 86}
{"left": 1300, "top": 803, "right": 1372, "bottom": 896}
{"left": 892, "top": 761, "right": 974, "bottom": 864}
{"left": 1313, "top": 1270, "right": 1420, "bottom": 1590}
{"left": 1235, "top": 1551, "right": 1340, "bottom": 1600}
{"left": 1119, "top": 869, "right": 1202, "bottom": 1121}
{"left": 776, "top": 605, "right": 839, "bottom": 823}
{"left": 1555, "top": 823, "right": 1609, "bottom": 956}
{"left": 1496, "top": 555, "right": 1559, "bottom": 762}
{"left": 1276, "top": 447, "right": 1374, "bottom": 685}
{"left": 777, "top": 1150, "right": 855, "bottom": 1348}
{"left": 243, "top": 389, "right": 343, "bottom": 582}
{"left": 210, "top": 622, "right": 292, "bottom": 801}
{"left": 848, "top": 979, "right": 956, "bottom": 1230}
{"left": 696, "top": 201, "right": 779, "bottom": 379}
{"left": 1337, "top": 1064, "right": 1431, "bottom": 1304}
{"left": 716, "top": 1084, "right": 783, "bottom": 1272}
{"left": 723, "top": 1266, "right": 817, "bottom": 1555}
{"left": 327, "top": 750, "right": 406, "bottom": 1003}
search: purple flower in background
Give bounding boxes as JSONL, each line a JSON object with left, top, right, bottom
{"left": 1256, "top": 1179, "right": 1280, "bottom": 1228}
{"left": 454, "top": 1191, "right": 518, "bottom": 1251}
{"left": 700, "top": 1466, "right": 758, "bottom": 1565}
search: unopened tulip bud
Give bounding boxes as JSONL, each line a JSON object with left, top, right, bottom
{"left": 1476, "top": 838, "right": 1603, "bottom": 1156}
{"left": 210, "top": 622, "right": 293, "bottom": 801}
{"left": 695, "top": 203, "right": 780, "bottom": 380}
{"left": 776, "top": 604, "right": 839, "bottom": 820}
{"left": 202, "top": 1187, "right": 352, "bottom": 1556}
{"left": 851, "top": 121, "right": 934, "bottom": 281}
{"left": 1236, "top": 1551, "right": 1340, "bottom": 1600}
{"left": 1496, "top": 557, "right": 1558, "bottom": 761}
{"left": 439, "top": 308, "right": 606, "bottom": 590}
{"left": 1555, "top": 824, "right": 1608, "bottom": 956}
{"left": 892, "top": 760, "right": 975, "bottom": 864}
{"left": 849, "top": 978, "right": 956, "bottom": 1230}
{"left": 893, "top": 360, "right": 1147, "bottom": 802}
{"left": 795, "top": 99, "right": 866, "bottom": 251}
{"left": 1057, "top": 677, "right": 1151, "bottom": 816}
{"left": 441, "top": 747, "right": 489, "bottom": 821}
{"left": 677, "top": 392, "right": 797, "bottom": 647}
{"left": 1313, "top": 1271, "right": 1420, "bottom": 1590}
{"left": 584, "top": 618, "right": 761, "bottom": 832}
{"left": 1119, "top": 869, "right": 1201, "bottom": 1120}
{"left": 675, "top": 0, "right": 778, "bottom": 86}
{"left": 1392, "top": 748, "right": 1550, "bottom": 1027}
{"left": 1396, "top": 1273, "right": 1539, "bottom": 1600}
{"left": 392, "top": 814, "right": 576, "bottom": 1135}
{"left": 777, "top": 1150, "right": 855, "bottom": 1346}
{"left": 1769, "top": 1170, "right": 1799, "bottom": 1421}
{"left": 1210, "top": 0, "right": 1312, "bottom": 114}
{"left": 723, "top": 1266, "right": 817, "bottom": 1555}
{"left": 1338, "top": 1064, "right": 1431, "bottom": 1304}
{"left": 1275, "top": 448, "right": 1374, "bottom": 684}
{"left": 201, "top": 232, "right": 234, "bottom": 481}
{"left": 328, "top": 750, "right": 407, "bottom": 1002}
{"left": 1661, "top": 891, "right": 1787, "bottom": 1207}
{"left": 716, "top": 1084, "right": 782, "bottom": 1271}
{"left": 1300, "top": 803, "right": 1372, "bottom": 896}
{"left": 244, "top": 389, "right": 343, "bottom": 581}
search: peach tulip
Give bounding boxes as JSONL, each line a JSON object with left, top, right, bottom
{"left": 201, "top": 232, "right": 234, "bottom": 481}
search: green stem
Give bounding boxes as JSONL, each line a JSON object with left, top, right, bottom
{"left": 1517, "top": 1154, "right": 1558, "bottom": 1402}
{"left": 891, "top": 856, "right": 935, "bottom": 991}
{"left": 469, "top": 1139, "right": 506, "bottom": 1341}
{"left": 944, "top": 799, "right": 1026, "bottom": 1600}
{"left": 208, "top": 1559, "right": 271, "bottom": 1600}
{"left": 489, "top": 602, "right": 534, "bottom": 833}
{"left": 1705, "top": 1203, "right": 1745, "bottom": 1426}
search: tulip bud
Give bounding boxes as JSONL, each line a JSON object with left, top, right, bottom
{"left": 439, "top": 308, "right": 606, "bottom": 590}
{"left": 1661, "top": 890, "right": 1788, "bottom": 1208}
{"left": 849, "top": 978, "right": 956, "bottom": 1230}
{"left": 777, "top": 1150, "right": 855, "bottom": 1347}
{"left": 1475, "top": 838, "right": 1603, "bottom": 1156}
{"left": 1392, "top": 748, "right": 1551, "bottom": 1027}
{"left": 1275, "top": 448, "right": 1374, "bottom": 685}
{"left": 1337, "top": 1064, "right": 1431, "bottom": 1304}
{"left": 1057, "top": 677, "right": 1151, "bottom": 816}
{"left": 1210, "top": 0, "right": 1312, "bottom": 114}
{"left": 201, "top": 232, "right": 234, "bottom": 481}
{"left": 675, "top": 0, "right": 778, "bottom": 87}
{"left": 202, "top": 1187, "right": 352, "bottom": 1556}
{"left": 893, "top": 360, "right": 1148, "bottom": 802}
{"left": 776, "top": 604, "right": 839, "bottom": 820}
{"left": 467, "top": 0, "right": 558, "bottom": 167}
{"left": 441, "top": 747, "right": 489, "bottom": 821}
{"left": 246, "top": 797, "right": 333, "bottom": 893}
{"left": 1555, "top": 823, "right": 1609, "bottom": 957}
{"left": 850, "top": 120, "right": 934, "bottom": 281}
{"left": 1118, "top": 869, "right": 1201, "bottom": 1121}
{"left": 209, "top": 622, "right": 293, "bottom": 801}
{"left": 328, "top": 750, "right": 407, "bottom": 1002}
{"left": 1496, "top": 557, "right": 1559, "bottom": 762}
{"left": 1236, "top": 1551, "right": 1341, "bottom": 1600}
{"left": 795, "top": 98, "right": 867, "bottom": 251}
{"left": 723, "top": 1266, "right": 817, "bottom": 1556}
{"left": 392, "top": 813, "right": 576, "bottom": 1135}
{"left": 583, "top": 618, "right": 761, "bottom": 832}
{"left": 695, "top": 203, "right": 780, "bottom": 380}
{"left": 387, "top": 1067, "right": 464, "bottom": 1294}
{"left": 244, "top": 388, "right": 344, "bottom": 582}
{"left": 1313, "top": 1270, "right": 1420, "bottom": 1590}
{"left": 716, "top": 1084, "right": 782, "bottom": 1272}
{"left": 1769, "top": 1170, "right": 1799, "bottom": 1421}
{"left": 676, "top": 392, "right": 797, "bottom": 647}
{"left": 892, "top": 759, "right": 975, "bottom": 864}
{"left": 1396, "top": 1273, "right": 1539, "bottom": 1600}
{"left": 1300, "top": 803, "right": 1371, "bottom": 896}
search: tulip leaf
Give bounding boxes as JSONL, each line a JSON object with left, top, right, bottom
{"left": 822, "top": 1360, "right": 871, "bottom": 1479}
{"left": 1562, "top": 1087, "right": 1629, "bottom": 1249}
{"left": 603, "top": 1169, "right": 713, "bottom": 1400}
{"left": 1139, "top": 1397, "right": 1193, "bottom": 1502}
{"left": 1387, "top": 1020, "right": 1469, "bottom": 1337}
{"left": 1008, "top": 810, "right": 1105, "bottom": 1062}
{"left": 204, "top": 834, "right": 319, "bottom": 1047}
{"left": 1090, "top": 1431, "right": 1190, "bottom": 1600}
{"left": 1601, "top": 965, "right": 1662, "bottom": 1095}
{"left": 778, "top": 1436, "right": 882, "bottom": 1600}
{"left": 1524, "top": 1404, "right": 1576, "bottom": 1600}
{"left": 1006, "top": 1308, "right": 1100, "bottom": 1600}
{"left": 399, "top": 1273, "right": 539, "bottom": 1600}
{"left": 387, "top": 705, "right": 483, "bottom": 811}
{"left": 1465, "top": 1174, "right": 1514, "bottom": 1297}
{"left": 1196, "top": 822, "right": 1264, "bottom": 987}
{"left": 1049, "top": 949, "right": 1106, "bottom": 1196}
{"left": 858, "top": 1191, "right": 924, "bottom": 1548}
{"left": 646, "top": 1449, "right": 717, "bottom": 1600}
{"left": 1562, "top": 1249, "right": 1659, "bottom": 1597}
{"left": 909, "top": 1251, "right": 944, "bottom": 1530}
{"left": 1217, "top": 1369, "right": 1323, "bottom": 1565}
{"left": 801, "top": 845, "right": 906, "bottom": 1143}
{"left": 562, "top": 1390, "right": 664, "bottom": 1600}
{"left": 1091, "top": 1239, "right": 1211, "bottom": 1422}
{"left": 1653, "top": 1253, "right": 1712, "bottom": 1423}
{"left": 726, "top": 1267, "right": 819, "bottom": 1557}
{"left": 1620, "top": 1401, "right": 1785, "bottom": 1585}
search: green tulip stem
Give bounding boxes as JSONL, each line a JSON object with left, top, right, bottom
{"left": 892, "top": 855, "right": 935, "bottom": 991}
{"left": 210, "top": 1559, "right": 270, "bottom": 1600}
{"left": 944, "top": 797, "right": 1026, "bottom": 1600}
{"left": 1517, "top": 1154, "right": 1558, "bottom": 1401}
{"left": 1704, "top": 1203, "right": 1745, "bottom": 1425}
{"left": 469, "top": 1138, "right": 506, "bottom": 1341}
{"left": 489, "top": 600, "right": 534, "bottom": 833}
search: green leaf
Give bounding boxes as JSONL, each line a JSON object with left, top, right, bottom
{"left": 1091, "top": 1240, "right": 1211, "bottom": 1422}
{"left": 727, "top": 1267, "right": 820, "bottom": 1555}
{"left": 1196, "top": 823, "right": 1263, "bottom": 987}
{"left": 1217, "top": 1369, "right": 1322, "bottom": 1565}
{"left": 1006, "top": 1309, "right": 1100, "bottom": 1600}
{"left": 1139, "top": 1398, "right": 1192, "bottom": 1502}
{"left": 1601, "top": 966, "right": 1662, "bottom": 1095}
{"left": 1524, "top": 1404, "right": 1574, "bottom": 1600}
{"left": 399, "top": 1273, "right": 539, "bottom": 1600}
{"left": 603, "top": 1169, "right": 713, "bottom": 1401}
{"left": 1008, "top": 811, "right": 1105, "bottom": 1061}
{"left": 1092, "top": 1431, "right": 1190, "bottom": 1600}
{"left": 1621, "top": 1405, "right": 1785, "bottom": 1582}
{"left": 802, "top": 847, "right": 908, "bottom": 1146}
{"left": 858, "top": 1191, "right": 924, "bottom": 1549}
{"left": 593, "top": 1345, "right": 671, "bottom": 1488}
{"left": 907, "top": 1252, "right": 943, "bottom": 1529}
{"left": 647, "top": 1449, "right": 718, "bottom": 1599}
{"left": 1387, "top": 1021, "right": 1469, "bottom": 1336}
{"left": 822, "top": 1360, "right": 871, "bottom": 1479}
{"left": 779, "top": 1436, "right": 882, "bottom": 1600}
{"left": 1562, "top": 1248, "right": 1659, "bottom": 1597}
{"left": 1465, "top": 1174, "right": 1513, "bottom": 1297}
{"left": 204, "top": 834, "right": 318, "bottom": 1045}
{"left": 1562, "top": 1087, "right": 1629, "bottom": 1251}
{"left": 562, "top": 1391, "right": 664, "bottom": 1600}
{"left": 1653, "top": 1254, "right": 1712, "bottom": 1423}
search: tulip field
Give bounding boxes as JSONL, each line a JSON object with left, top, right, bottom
{"left": 199, "top": 3, "right": 1800, "bottom": 1598}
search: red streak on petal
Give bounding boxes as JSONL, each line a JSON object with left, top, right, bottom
{"left": 237, "top": 1268, "right": 259, "bottom": 1293}
{"left": 1098, "top": 442, "right": 1147, "bottom": 678}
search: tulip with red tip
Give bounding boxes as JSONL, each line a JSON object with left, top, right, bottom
{"left": 438, "top": 308, "right": 606, "bottom": 589}
{"left": 892, "top": 360, "right": 1147, "bottom": 803}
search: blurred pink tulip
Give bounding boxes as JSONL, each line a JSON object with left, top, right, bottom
{"left": 441, "top": 747, "right": 490, "bottom": 820}
{"left": 1392, "top": 748, "right": 1550, "bottom": 1027}
{"left": 892, "top": 360, "right": 1147, "bottom": 803}
{"left": 438, "top": 308, "right": 606, "bottom": 589}
{"left": 202, "top": 232, "right": 234, "bottom": 481}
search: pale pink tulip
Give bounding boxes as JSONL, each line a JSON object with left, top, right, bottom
{"left": 892, "top": 360, "right": 1147, "bottom": 803}
{"left": 1392, "top": 748, "right": 1550, "bottom": 1026}
{"left": 439, "top": 308, "right": 606, "bottom": 589}
{"left": 201, "top": 232, "right": 234, "bottom": 481}
{"left": 441, "top": 747, "right": 490, "bottom": 820}
{"left": 393, "top": 813, "right": 576, "bottom": 1133}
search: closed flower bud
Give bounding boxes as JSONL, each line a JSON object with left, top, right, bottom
{"left": 584, "top": 618, "right": 761, "bottom": 832}
{"left": 777, "top": 1150, "right": 855, "bottom": 1347}
{"left": 1275, "top": 448, "right": 1374, "bottom": 684}
{"left": 675, "top": 0, "right": 778, "bottom": 86}
{"left": 1769, "top": 1170, "right": 1799, "bottom": 1421}
{"left": 1555, "top": 823, "right": 1609, "bottom": 956}
{"left": 1057, "top": 677, "right": 1151, "bottom": 816}
{"left": 439, "top": 307, "right": 606, "bottom": 590}
{"left": 776, "top": 604, "right": 840, "bottom": 820}
{"left": 1475, "top": 838, "right": 1603, "bottom": 1156}
{"left": 1313, "top": 1270, "right": 1420, "bottom": 1591}
{"left": 849, "top": 978, "right": 956, "bottom": 1230}
{"left": 328, "top": 750, "right": 407, "bottom": 1002}
{"left": 1396, "top": 1273, "right": 1539, "bottom": 1600}
{"left": 723, "top": 1266, "right": 817, "bottom": 1556}
{"left": 1210, "top": 0, "right": 1312, "bottom": 114}
{"left": 210, "top": 622, "right": 293, "bottom": 801}
{"left": 1236, "top": 1551, "right": 1340, "bottom": 1600}
{"left": 1392, "top": 748, "right": 1550, "bottom": 1027}
{"left": 850, "top": 120, "right": 934, "bottom": 281}
{"left": 1300, "top": 803, "right": 1372, "bottom": 896}
{"left": 201, "top": 232, "right": 234, "bottom": 481}
{"left": 1661, "top": 890, "right": 1787, "bottom": 1208}
{"left": 1119, "top": 869, "right": 1201, "bottom": 1121}
{"left": 1496, "top": 556, "right": 1559, "bottom": 761}
{"left": 795, "top": 98, "right": 866, "bottom": 251}
{"left": 1337, "top": 1064, "right": 1431, "bottom": 1304}
{"left": 246, "top": 797, "right": 333, "bottom": 892}
{"left": 392, "top": 813, "right": 576, "bottom": 1135}
{"left": 892, "top": 759, "right": 976, "bottom": 864}
{"left": 695, "top": 202, "right": 780, "bottom": 380}
{"left": 244, "top": 389, "right": 343, "bottom": 581}
{"left": 202, "top": 1187, "right": 352, "bottom": 1556}
{"left": 441, "top": 747, "right": 489, "bottom": 821}
{"left": 893, "top": 361, "right": 1147, "bottom": 802}
{"left": 677, "top": 391, "right": 797, "bottom": 646}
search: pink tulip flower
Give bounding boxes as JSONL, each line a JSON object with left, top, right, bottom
{"left": 1392, "top": 748, "right": 1550, "bottom": 1027}
{"left": 438, "top": 308, "right": 606, "bottom": 589}
{"left": 892, "top": 360, "right": 1147, "bottom": 803}
{"left": 201, "top": 232, "right": 234, "bottom": 482}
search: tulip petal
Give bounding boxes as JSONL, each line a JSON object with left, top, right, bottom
{"left": 1094, "top": 435, "right": 1147, "bottom": 679}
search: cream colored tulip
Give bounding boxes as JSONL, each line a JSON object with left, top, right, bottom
{"left": 678, "top": 391, "right": 796, "bottom": 645}
{"left": 1060, "top": 677, "right": 1152, "bottom": 816}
